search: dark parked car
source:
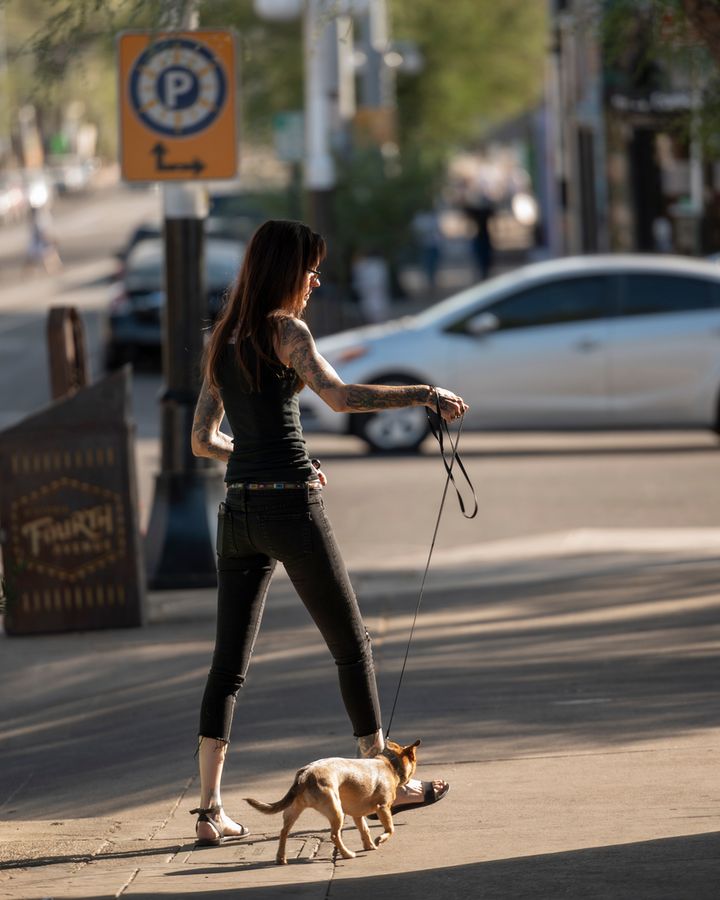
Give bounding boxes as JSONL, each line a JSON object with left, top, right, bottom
{"left": 114, "top": 189, "right": 265, "bottom": 264}
{"left": 104, "top": 236, "right": 243, "bottom": 370}
{"left": 205, "top": 189, "right": 266, "bottom": 242}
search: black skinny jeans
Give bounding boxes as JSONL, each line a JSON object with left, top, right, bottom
{"left": 198, "top": 484, "right": 382, "bottom": 742}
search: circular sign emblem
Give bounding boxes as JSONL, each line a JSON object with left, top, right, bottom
{"left": 128, "top": 38, "right": 227, "bottom": 138}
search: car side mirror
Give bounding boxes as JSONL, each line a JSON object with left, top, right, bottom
{"left": 466, "top": 311, "right": 499, "bottom": 336}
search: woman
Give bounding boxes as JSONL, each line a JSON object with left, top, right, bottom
{"left": 190, "top": 220, "right": 467, "bottom": 845}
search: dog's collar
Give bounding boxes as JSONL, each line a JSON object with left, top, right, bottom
{"left": 380, "top": 747, "right": 407, "bottom": 782}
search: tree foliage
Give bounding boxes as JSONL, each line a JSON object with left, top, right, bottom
{"left": 332, "top": 144, "right": 441, "bottom": 263}
{"left": 2, "top": 0, "right": 547, "bottom": 159}
{"left": 391, "top": 0, "right": 547, "bottom": 151}
{"left": 1, "top": 0, "right": 303, "bottom": 156}
{"left": 1, "top": 0, "right": 548, "bottom": 271}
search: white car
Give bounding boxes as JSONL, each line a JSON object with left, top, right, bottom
{"left": 300, "top": 254, "right": 720, "bottom": 452}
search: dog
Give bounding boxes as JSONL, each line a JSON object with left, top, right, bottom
{"left": 244, "top": 739, "right": 421, "bottom": 864}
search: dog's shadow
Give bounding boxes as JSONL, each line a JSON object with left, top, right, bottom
{"left": 169, "top": 847, "right": 380, "bottom": 877}
{"left": 180, "top": 822, "right": 408, "bottom": 873}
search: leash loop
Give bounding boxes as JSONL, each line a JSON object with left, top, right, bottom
{"left": 426, "top": 390, "right": 478, "bottom": 519}
{"left": 385, "top": 388, "right": 477, "bottom": 738}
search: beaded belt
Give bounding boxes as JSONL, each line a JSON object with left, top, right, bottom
{"left": 226, "top": 480, "right": 322, "bottom": 491}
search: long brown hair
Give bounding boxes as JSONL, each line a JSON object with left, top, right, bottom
{"left": 204, "top": 219, "right": 326, "bottom": 394}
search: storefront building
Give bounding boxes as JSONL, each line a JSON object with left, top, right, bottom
{"left": 546, "top": 0, "right": 720, "bottom": 258}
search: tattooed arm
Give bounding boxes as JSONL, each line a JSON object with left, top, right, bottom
{"left": 191, "top": 379, "right": 234, "bottom": 462}
{"left": 273, "top": 316, "right": 468, "bottom": 421}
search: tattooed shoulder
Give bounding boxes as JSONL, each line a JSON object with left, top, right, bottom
{"left": 279, "top": 324, "right": 335, "bottom": 393}
{"left": 275, "top": 315, "right": 309, "bottom": 346}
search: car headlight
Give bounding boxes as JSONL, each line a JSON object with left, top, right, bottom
{"left": 328, "top": 345, "right": 369, "bottom": 365}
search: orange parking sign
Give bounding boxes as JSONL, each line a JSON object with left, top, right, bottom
{"left": 118, "top": 30, "right": 237, "bottom": 182}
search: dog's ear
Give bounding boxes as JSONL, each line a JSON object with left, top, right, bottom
{"left": 402, "top": 739, "right": 421, "bottom": 758}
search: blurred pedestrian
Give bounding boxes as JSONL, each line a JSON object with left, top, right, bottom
{"left": 412, "top": 209, "right": 443, "bottom": 292}
{"left": 463, "top": 187, "right": 495, "bottom": 280}
{"left": 652, "top": 216, "right": 673, "bottom": 254}
{"left": 25, "top": 203, "right": 62, "bottom": 274}
{"left": 189, "top": 219, "right": 464, "bottom": 845}
{"left": 352, "top": 251, "right": 391, "bottom": 324}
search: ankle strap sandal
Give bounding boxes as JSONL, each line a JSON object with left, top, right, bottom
{"left": 190, "top": 805, "right": 249, "bottom": 846}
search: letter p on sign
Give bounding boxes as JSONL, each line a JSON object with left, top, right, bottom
{"left": 163, "top": 69, "right": 195, "bottom": 108}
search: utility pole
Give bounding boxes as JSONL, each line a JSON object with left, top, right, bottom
{"left": 0, "top": 5, "right": 10, "bottom": 163}
{"left": 357, "top": 0, "right": 390, "bottom": 108}
{"left": 144, "top": 0, "right": 218, "bottom": 589}
{"left": 354, "top": 0, "right": 398, "bottom": 148}
{"left": 303, "top": 0, "right": 336, "bottom": 237}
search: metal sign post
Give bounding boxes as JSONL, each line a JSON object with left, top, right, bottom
{"left": 143, "top": 183, "right": 220, "bottom": 590}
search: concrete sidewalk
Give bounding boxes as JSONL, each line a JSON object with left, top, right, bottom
{"left": 2, "top": 543, "right": 720, "bottom": 899}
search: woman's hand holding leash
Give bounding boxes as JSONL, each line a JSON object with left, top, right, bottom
{"left": 428, "top": 386, "right": 468, "bottom": 422}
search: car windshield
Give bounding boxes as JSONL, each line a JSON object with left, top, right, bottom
{"left": 412, "top": 267, "right": 524, "bottom": 327}
{"left": 208, "top": 195, "right": 247, "bottom": 217}
{"left": 125, "top": 239, "right": 242, "bottom": 293}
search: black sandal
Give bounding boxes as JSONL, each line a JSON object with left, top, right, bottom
{"left": 367, "top": 781, "right": 450, "bottom": 820}
{"left": 190, "top": 805, "right": 250, "bottom": 847}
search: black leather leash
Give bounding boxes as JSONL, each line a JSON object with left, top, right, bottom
{"left": 385, "top": 389, "right": 478, "bottom": 739}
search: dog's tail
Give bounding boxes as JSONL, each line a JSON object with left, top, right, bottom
{"left": 244, "top": 781, "right": 300, "bottom": 815}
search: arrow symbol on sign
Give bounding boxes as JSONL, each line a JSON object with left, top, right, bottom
{"left": 151, "top": 142, "right": 206, "bottom": 176}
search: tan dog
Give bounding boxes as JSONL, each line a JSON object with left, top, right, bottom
{"left": 244, "top": 739, "right": 420, "bottom": 864}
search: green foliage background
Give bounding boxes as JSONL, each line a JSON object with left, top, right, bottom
{"left": 1, "top": 0, "right": 546, "bottom": 159}
{"left": 0, "top": 0, "right": 550, "bottom": 278}
{"left": 391, "top": 0, "right": 547, "bottom": 151}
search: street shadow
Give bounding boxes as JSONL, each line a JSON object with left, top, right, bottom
{"left": 1, "top": 553, "right": 719, "bottom": 819}
{"left": 0, "top": 828, "right": 328, "bottom": 872}
{"left": 0, "top": 841, "right": 193, "bottom": 872}
{"left": 17, "top": 831, "right": 720, "bottom": 899}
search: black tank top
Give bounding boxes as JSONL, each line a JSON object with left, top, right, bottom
{"left": 218, "top": 340, "right": 315, "bottom": 484}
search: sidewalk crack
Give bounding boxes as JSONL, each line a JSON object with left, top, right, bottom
{"left": 115, "top": 866, "right": 139, "bottom": 897}
{"left": 324, "top": 845, "right": 339, "bottom": 899}
{"left": 147, "top": 774, "right": 196, "bottom": 841}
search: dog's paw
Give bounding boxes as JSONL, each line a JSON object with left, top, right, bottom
{"left": 362, "top": 841, "right": 377, "bottom": 852}
{"left": 374, "top": 833, "right": 390, "bottom": 847}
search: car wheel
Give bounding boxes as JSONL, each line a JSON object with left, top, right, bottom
{"left": 351, "top": 375, "right": 432, "bottom": 454}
